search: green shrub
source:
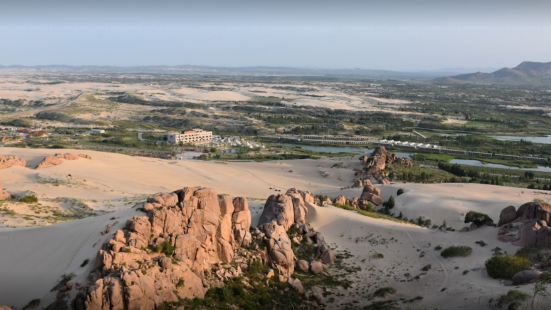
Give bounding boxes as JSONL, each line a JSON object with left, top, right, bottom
{"left": 80, "top": 259, "right": 90, "bottom": 267}
{"left": 464, "top": 211, "right": 495, "bottom": 227}
{"left": 440, "top": 246, "right": 472, "bottom": 258}
{"left": 176, "top": 278, "right": 185, "bottom": 288}
{"left": 372, "top": 287, "right": 397, "bottom": 298}
{"left": 496, "top": 290, "right": 529, "bottom": 309}
{"left": 20, "top": 195, "right": 39, "bottom": 203}
{"left": 383, "top": 196, "right": 395, "bottom": 209}
{"left": 153, "top": 240, "right": 176, "bottom": 256}
{"left": 397, "top": 188, "right": 404, "bottom": 196}
{"left": 485, "top": 255, "right": 531, "bottom": 280}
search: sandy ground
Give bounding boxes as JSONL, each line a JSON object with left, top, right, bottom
{"left": 311, "top": 184, "right": 551, "bottom": 309}
{"left": 0, "top": 148, "right": 549, "bottom": 309}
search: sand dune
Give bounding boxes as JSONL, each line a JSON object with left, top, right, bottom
{"left": 1, "top": 148, "right": 549, "bottom": 309}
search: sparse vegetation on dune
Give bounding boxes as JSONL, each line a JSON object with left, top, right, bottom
{"left": 440, "top": 246, "right": 473, "bottom": 258}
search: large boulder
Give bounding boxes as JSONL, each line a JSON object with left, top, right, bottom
{"left": 498, "top": 205, "right": 517, "bottom": 227}
{"left": 258, "top": 194, "right": 295, "bottom": 231}
{"left": 257, "top": 220, "right": 295, "bottom": 280}
{"left": 512, "top": 270, "right": 543, "bottom": 285}
{"left": 333, "top": 195, "right": 347, "bottom": 206}
{"left": 288, "top": 278, "right": 304, "bottom": 294}
{"left": 513, "top": 220, "right": 542, "bottom": 247}
{"left": 310, "top": 261, "right": 324, "bottom": 274}
{"left": 516, "top": 202, "right": 551, "bottom": 223}
{"left": 296, "top": 260, "right": 309, "bottom": 272}
{"left": 286, "top": 188, "right": 310, "bottom": 224}
{"left": 232, "top": 196, "right": 251, "bottom": 247}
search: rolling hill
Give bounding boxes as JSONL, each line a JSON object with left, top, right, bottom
{"left": 434, "top": 61, "right": 551, "bottom": 85}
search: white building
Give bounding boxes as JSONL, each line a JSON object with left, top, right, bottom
{"left": 91, "top": 129, "right": 105, "bottom": 134}
{"left": 167, "top": 129, "right": 213, "bottom": 144}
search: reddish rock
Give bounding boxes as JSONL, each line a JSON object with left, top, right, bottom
{"left": 78, "top": 187, "right": 252, "bottom": 310}
{"left": 36, "top": 155, "right": 63, "bottom": 169}
{"left": 0, "top": 155, "right": 26, "bottom": 169}
{"left": 498, "top": 205, "right": 517, "bottom": 227}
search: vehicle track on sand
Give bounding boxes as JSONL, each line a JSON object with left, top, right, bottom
{"left": 405, "top": 227, "right": 449, "bottom": 300}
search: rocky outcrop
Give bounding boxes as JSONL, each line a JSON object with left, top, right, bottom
{"left": 360, "top": 146, "right": 411, "bottom": 184}
{"left": 75, "top": 187, "right": 252, "bottom": 310}
{"left": 0, "top": 306, "right": 13, "bottom": 310}
{"left": 359, "top": 184, "right": 383, "bottom": 207}
{"left": 0, "top": 155, "right": 26, "bottom": 169}
{"left": 37, "top": 153, "right": 92, "bottom": 169}
{"left": 0, "top": 183, "right": 10, "bottom": 200}
{"left": 258, "top": 188, "right": 314, "bottom": 231}
{"left": 333, "top": 195, "right": 348, "bottom": 206}
{"left": 498, "top": 202, "right": 551, "bottom": 249}
{"left": 257, "top": 220, "right": 295, "bottom": 279}
{"left": 516, "top": 202, "right": 551, "bottom": 223}
{"left": 286, "top": 188, "right": 314, "bottom": 224}
{"left": 36, "top": 155, "right": 63, "bottom": 169}
{"left": 56, "top": 153, "right": 92, "bottom": 160}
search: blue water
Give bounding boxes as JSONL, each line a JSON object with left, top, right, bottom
{"left": 276, "top": 143, "right": 410, "bottom": 158}
{"left": 450, "top": 159, "right": 551, "bottom": 172}
{"left": 489, "top": 135, "right": 551, "bottom": 144}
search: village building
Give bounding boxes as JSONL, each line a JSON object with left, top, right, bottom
{"left": 167, "top": 129, "right": 213, "bottom": 144}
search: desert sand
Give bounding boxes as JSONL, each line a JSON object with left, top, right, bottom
{"left": 0, "top": 148, "right": 548, "bottom": 309}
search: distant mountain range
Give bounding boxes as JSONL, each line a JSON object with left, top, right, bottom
{"left": 0, "top": 65, "right": 496, "bottom": 80}
{"left": 434, "top": 61, "right": 551, "bottom": 85}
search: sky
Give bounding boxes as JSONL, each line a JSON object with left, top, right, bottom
{"left": 0, "top": 0, "right": 550, "bottom": 70}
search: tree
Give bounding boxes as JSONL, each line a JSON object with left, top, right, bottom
{"left": 383, "top": 196, "right": 395, "bottom": 209}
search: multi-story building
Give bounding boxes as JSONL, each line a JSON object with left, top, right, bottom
{"left": 167, "top": 129, "right": 213, "bottom": 144}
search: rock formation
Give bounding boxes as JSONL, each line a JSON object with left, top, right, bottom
{"left": 359, "top": 183, "right": 383, "bottom": 207}
{"left": 75, "top": 187, "right": 252, "bottom": 310}
{"left": 0, "top": 155, "right": 26, "bottom": 169}
{"left": 56, "top": 153, "right": 92, "bottom": 160}
{"left": 498, "top": 202, "right": 551, "bottom": 248}
{"left": 258, "top": 188, "right": 314, "bottom": 231}
{"left": 358, "top": 146, "right": 411, "bottom": 185}
{"left": 256, "top": 220, "right": 295, "bottom": 279}
{"left": 37, "top": 153, "right": 91, "bottom": 169}
{"left": 256, "top": 188, "right": 336, "bottom": 280}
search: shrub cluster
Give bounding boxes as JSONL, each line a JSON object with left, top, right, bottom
{"left": 464, "top": 211, "right": 495, "bottom": 227}
{"left": 20, "top": 195, "right": 38, "bottom": 203}
{"left": 440, "top": 246, "right": 473, "bottom": 258}
{"left": 485, "top": 255, "right": 531, "bottom": 280}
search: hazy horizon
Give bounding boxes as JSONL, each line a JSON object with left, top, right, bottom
{"left": 1, "top": 0, "right": 550, "bottom": 70}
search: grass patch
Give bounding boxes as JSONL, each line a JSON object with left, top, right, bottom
{"left": 332, "top": 203, "right": 414, "bottom": 225}
{"left": 153, "top": 240, "right": 176, "bottom": 256}
{"left": 20, "top": 195, "right": 39, "bottom": 203}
